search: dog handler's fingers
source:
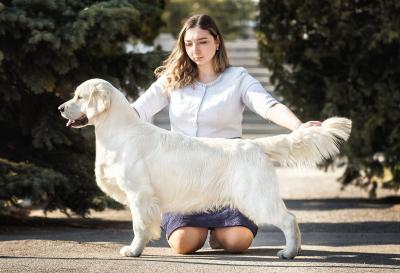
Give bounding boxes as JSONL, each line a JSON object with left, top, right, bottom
{"left": 310, "top": 121, "right": 322, "bottom": 126}
{"left": 299, "top": 121, "right": 322, "bottom": 129}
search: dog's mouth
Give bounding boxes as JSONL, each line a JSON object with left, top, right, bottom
{"left": 66, "top": 115, "right": 88, "bottom": 128}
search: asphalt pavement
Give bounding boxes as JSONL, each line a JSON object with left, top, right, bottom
{"left": 1, "top": 167, "right": 399, "bottom": 273}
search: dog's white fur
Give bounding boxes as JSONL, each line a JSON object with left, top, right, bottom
{"left": 59, "top": 79, "right": 351, "bottom": 259}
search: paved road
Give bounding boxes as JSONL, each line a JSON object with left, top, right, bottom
{"left": 1, "top": 167, "right": 399, "bottom": 273}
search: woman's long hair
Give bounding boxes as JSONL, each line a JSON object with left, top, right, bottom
{"left": 155, "top": 14, "right": 230, "bottom": 91}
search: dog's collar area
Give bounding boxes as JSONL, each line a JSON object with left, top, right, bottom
{"left": 66, "top": 115, "right": 88, "bottom": 128}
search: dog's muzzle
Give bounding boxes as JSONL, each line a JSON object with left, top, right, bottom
{"left": 65, "top": 115, "right": 88, "bottom": 128}
{"left": 58, "top": 104, "right": 88, "bottom": 128}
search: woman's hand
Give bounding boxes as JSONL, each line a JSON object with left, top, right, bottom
{"left": 297, "top": 120, "right": 322, "bottom": 130}
{"left": 265, "top": 103, "right": 322, "bottom": 131}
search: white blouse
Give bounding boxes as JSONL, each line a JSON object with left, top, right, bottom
{"left": 131, "top": 66, "right": 279, "bottom": 138}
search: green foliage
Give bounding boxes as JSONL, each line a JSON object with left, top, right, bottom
{"left": 0, "top": 0, "right": 165, "bottom": 216}
{"left": 258, "top": 0, "right": 400, "bottom": 197}
{"left": 0, "top": 158, "right": 68, "bottom": 213}
{"left": 162, "top": 0, "right": 257, "bottom": 40}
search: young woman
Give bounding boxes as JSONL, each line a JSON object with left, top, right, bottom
{"left": 132, "top": 14, "right": 321, "bottom": 254}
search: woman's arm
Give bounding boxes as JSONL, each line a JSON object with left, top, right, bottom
{"left": 266, "top": 103, "right": 321, "bottom": 131}
{"left": 131, "top": 76, "right": 169, "bottom": 122}
{"left": 239, "top": 70, "right": 321, "bottom": 131}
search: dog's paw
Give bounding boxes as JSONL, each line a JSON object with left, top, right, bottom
{"left": 277, "top": 249, "right": 299, "bottom": 259}
{"left": 120, "top": 245, "right": 142, "bottom": 257}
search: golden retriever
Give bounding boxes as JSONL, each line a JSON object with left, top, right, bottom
{"left": 58, "top": 79, "right": 351, "bottom": 259}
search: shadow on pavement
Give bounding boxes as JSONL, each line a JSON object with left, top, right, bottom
{"left": 1, "top": 248, "right": 399, "bottom": 269}
{"left": 148, "top": 247, "right": 400, "bottom": 267}
{"left": 284, "top": 196, "right": 400, "bottom": 211}
{"left": 1, "top": 216, "right": 400, "bottom": 244}
{"left": 259, "top": 221, "right": 400, "bottom": 233}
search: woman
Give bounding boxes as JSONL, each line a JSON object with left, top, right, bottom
{"left": 132, "top": 14, "right": 321, "bottom": 254}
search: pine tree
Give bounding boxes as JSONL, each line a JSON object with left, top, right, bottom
{"left": 0, "top": 0, "right": 165, "bottom": 215}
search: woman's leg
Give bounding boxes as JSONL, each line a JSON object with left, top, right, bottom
{"left": 211, "top": 226, "right": 254, "bottom": 253}
{"left": 168, "top": 226, "right": 208, "bottom": 254}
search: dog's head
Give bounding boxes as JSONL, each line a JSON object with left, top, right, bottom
{"left": 58, "top": 79, "right": 112, "bottom": 128}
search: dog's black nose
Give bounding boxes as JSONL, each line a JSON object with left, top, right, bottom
{"left": 58, "top": 105, "right": 65, "bottom": 112}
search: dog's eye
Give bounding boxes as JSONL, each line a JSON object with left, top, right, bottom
{"left": 77, "top": 95, "right": 83, "bottom": 100}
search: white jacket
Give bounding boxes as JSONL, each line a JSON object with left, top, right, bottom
{"left": 132, "top": 66, "right": 278, "bottom": 138}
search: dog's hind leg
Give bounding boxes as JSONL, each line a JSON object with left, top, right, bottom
{"left": 234, "top": 173, "right": 301, "bottom": 259}
{"left": 120, "top": 190, "right": 161, "bottom": 257}
{"left": 245, "top": 198, "right": 301, "bottom": 259}
{"left": 268, "top": 203, "right": 302, "bottom": 259}
{"left": 242, "top": 199, "right": 301, "bottom": 259}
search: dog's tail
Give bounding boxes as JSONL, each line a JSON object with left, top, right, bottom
{"left": 251, "top": 117, "right": 352, "bottom": 166}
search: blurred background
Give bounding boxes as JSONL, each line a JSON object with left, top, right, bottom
{"left": 0, "top": 0, "right": 399, "bottom": 218}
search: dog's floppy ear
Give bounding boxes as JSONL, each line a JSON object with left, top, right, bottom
{"left": 86, "top": 82, "right": 111, "bottom": 119}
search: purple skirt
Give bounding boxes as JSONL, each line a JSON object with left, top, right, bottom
{"left": 161, "top": 207, "right": 258, "bottom": 239}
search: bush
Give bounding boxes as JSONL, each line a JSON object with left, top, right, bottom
{"left": 257, "top": 0, "right": 400, "bottom": 197}
{"left": 0, "top": 0, "right": 165, "bottom": 216}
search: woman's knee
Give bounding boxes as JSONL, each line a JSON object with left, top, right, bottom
{"left": 213, "top": 226, "right": 254, "bottom": 253}
{"left": 168, "top": 227, "right": 208, "bottom": 254}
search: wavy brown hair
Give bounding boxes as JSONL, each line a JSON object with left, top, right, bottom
{"left": 155, "top": 14, "right": 230, "bottom": 91}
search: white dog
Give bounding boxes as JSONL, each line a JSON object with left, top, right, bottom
{"left": 58, "top": 79, "right": 351, "bottom": 259}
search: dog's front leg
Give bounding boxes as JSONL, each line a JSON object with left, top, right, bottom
{"left": 120, "top": 191, "right": 161, "bottom": 257}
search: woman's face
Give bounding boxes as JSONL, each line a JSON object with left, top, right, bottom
{"left": 184, "top": 26, "right": 219, "bottom": 68}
